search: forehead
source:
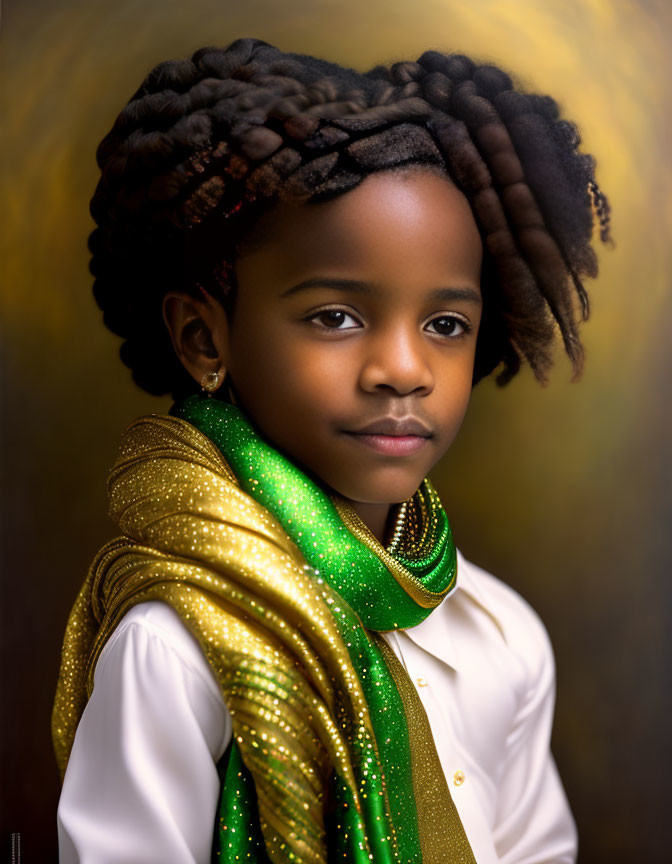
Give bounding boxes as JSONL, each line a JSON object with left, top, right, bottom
{"left": 236, "top": 168, "right": 483, "bottom": 282}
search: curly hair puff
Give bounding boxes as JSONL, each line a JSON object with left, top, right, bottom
{"left": 88, "top": 37, "right": 612, "bottom": 399}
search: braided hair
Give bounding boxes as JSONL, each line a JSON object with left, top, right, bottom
{"left": 89, "top": 37, "right": 612, "bottom": 399}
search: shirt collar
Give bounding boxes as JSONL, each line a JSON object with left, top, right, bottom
{"left": 397, "top": 547, "right": 506, "bottom": 672}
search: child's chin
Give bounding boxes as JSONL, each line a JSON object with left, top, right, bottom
{"left": 326, "top": 474, "right": 425, "bottom": 506}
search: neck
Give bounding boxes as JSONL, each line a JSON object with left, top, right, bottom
{"left": 346, "top": 500, "right": 395, "bottom": 545}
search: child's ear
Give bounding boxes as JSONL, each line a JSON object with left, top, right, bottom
{"left": 162, "top": 290, "right": 230, "bottom": 389}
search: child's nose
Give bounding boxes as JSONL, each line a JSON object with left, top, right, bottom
{"left": 358, "top": 327, "right": 434, "bottom": 396}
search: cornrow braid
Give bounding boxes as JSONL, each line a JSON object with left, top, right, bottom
{"left": 89, "top": 36, "right": 612, "bottom": 398}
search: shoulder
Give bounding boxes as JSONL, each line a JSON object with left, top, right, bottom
{"left": 97, "top": 600, "right": 223, "bottom": 703}
{"left": 455, "top": 547, "right": 556, "bottom": 690}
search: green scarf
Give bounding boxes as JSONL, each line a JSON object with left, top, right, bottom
{"left": 52, "top": 393, "right": 476, "bottom": 864}
{"left": 170, "top": 393, "right": 457, "bottom": 632}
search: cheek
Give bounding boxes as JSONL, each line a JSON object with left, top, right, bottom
{"left": 433, "top": 356, "right": 475, "bottom": 432}
{"left": 275, "top": 346, "right": 355, "bottom": 430}
{"left": 230, "top": 323, "right": 350, "bottom": 414}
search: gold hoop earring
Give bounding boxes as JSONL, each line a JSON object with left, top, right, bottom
{"left": 200, "top": 369, "right": 223, "bottom": 396}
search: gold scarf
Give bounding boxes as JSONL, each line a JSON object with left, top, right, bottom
{"left": 52, "top": 411, "right": 474, "bottom": 863}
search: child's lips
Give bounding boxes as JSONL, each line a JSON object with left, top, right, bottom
{"left": 343, "top": 432, "right": 430, "bottom": 456}
{"left": 344, "top": 415, "right": 433, "bottom": 437}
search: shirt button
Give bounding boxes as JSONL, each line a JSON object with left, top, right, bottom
{"left": 415, "top": 676, "right": 428, "bottom": 687}
{"left": 453, "top": 770, "right": 465, "bottom": 786}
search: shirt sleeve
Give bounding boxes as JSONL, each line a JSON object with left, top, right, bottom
{"left": 57, "top": 603, "right": 233, "bottom": 864}
{"left": 492, "top": 611, "right": 578, "bottom": 864}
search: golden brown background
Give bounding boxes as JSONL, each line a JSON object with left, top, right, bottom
{"left": 2, "top": 0, "right": 671, "bottom": 860}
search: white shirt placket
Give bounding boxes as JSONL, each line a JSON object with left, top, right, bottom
{"left": 381, "top": 628, "right": 501, "bottom": 864}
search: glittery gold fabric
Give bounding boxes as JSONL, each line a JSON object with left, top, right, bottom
{"left": 52, "top": 401, "right": 475, "bottom": 863}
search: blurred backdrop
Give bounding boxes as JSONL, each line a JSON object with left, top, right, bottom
{"left": 1, "top": 0, "right": 671, "bottom": 860}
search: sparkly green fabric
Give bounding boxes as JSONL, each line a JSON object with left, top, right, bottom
{"left": 170, "top": 393, "right": 458, "bottom": 863}
{"left": 170, "top": 394, "right": 456, "bottom": 632}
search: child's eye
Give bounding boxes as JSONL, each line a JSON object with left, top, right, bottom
{"left": 425, "top": 315, "right": 471, "bottom": 338}
{"left": 306, "top": 309, "right": 471, "bottom": 337}
{"left": 307, "top": 309, "right": 361, "bottom": 330}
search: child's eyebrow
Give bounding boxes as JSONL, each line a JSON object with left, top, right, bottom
{"left": 280, "top": 276, "right": 482, "bottom": 306}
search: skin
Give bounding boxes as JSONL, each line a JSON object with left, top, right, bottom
{"left": 163, "top": 167, "right": 483, "bottom": 545}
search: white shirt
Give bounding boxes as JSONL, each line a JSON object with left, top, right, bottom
{"left": 57, "top": 547, "right": 578, "bottom": 863}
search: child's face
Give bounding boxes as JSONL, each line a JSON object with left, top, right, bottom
{"left": 217, "top": 168, "right": 482, "bottom": 506}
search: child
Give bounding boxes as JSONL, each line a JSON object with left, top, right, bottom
{"left": 52, "top": 37, "right": 611, "bottom": 863}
